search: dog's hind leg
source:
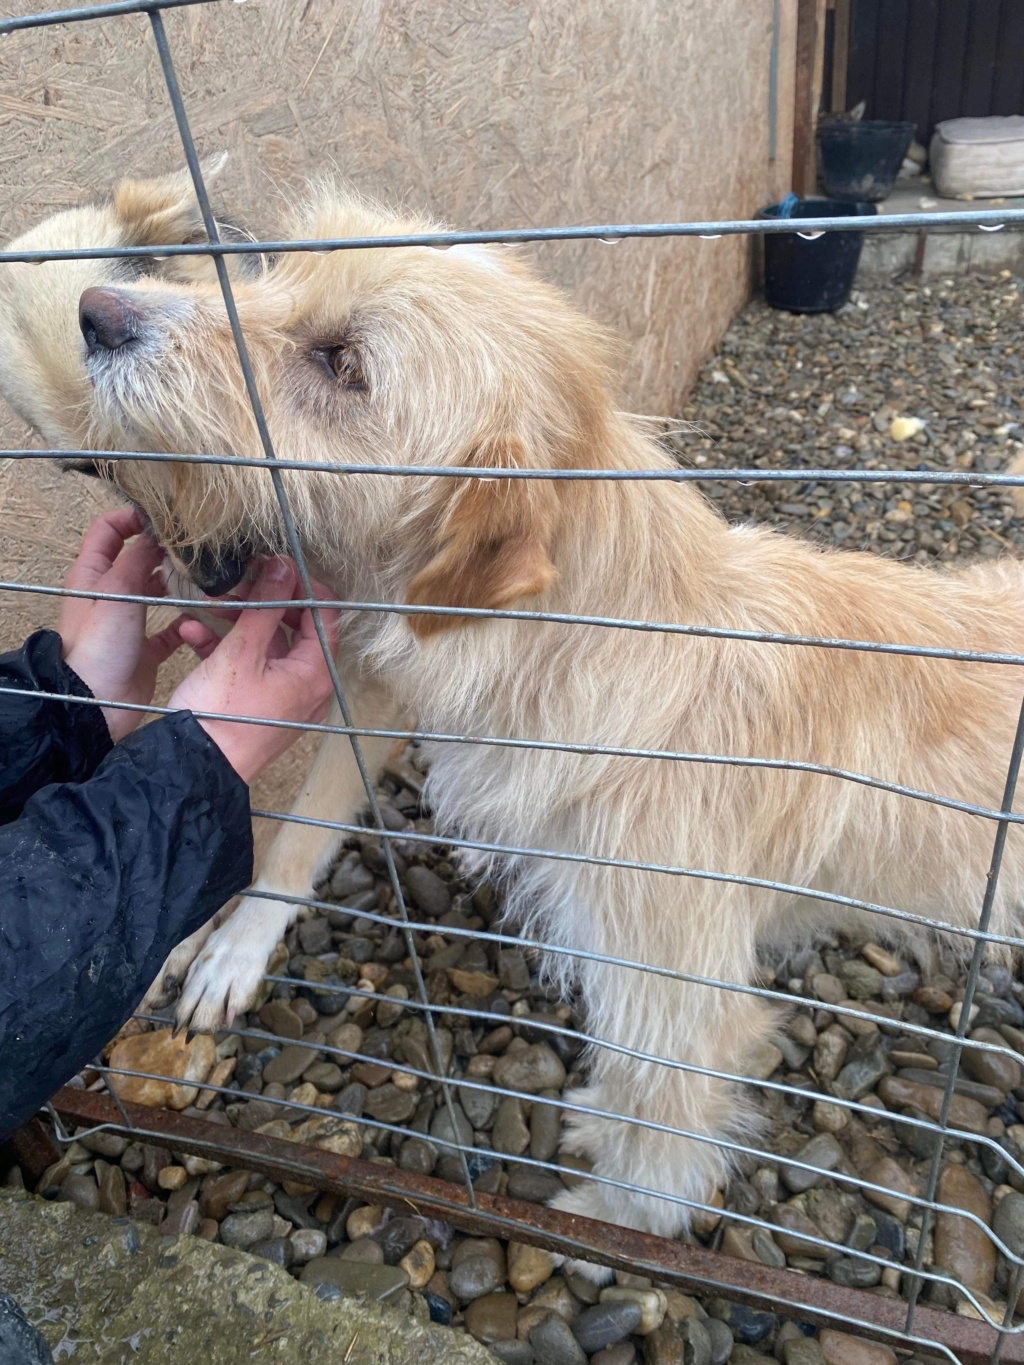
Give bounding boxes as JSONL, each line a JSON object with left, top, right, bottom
{"left": 173, "top": 685, "right": 400, "bottom": 1033}
{"left": 547, "top": 879, "right": 778, "bottom": 1281}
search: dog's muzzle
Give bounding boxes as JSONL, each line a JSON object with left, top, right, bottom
{"left": 178, "top": 541, "right": 256, "bottom": 598}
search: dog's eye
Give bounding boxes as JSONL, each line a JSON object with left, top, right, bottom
{"left": 316, "top": 345, "right": 367, "bottom": 390}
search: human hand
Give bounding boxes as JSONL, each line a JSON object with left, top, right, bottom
{"left": 168, "top": 558, "right": 339, "bottom": 784}
{"left": 60, "top": 508, "right": 186, "bottom": 741}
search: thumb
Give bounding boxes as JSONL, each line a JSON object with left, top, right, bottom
{"left": 223, "top": 558, "right": 296, "bottom": 656}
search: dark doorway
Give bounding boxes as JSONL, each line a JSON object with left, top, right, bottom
{"left": 828, "top": 0, "right": 1024, "bottom": 143}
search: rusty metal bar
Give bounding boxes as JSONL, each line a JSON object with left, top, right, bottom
{"left": 50, "top": 1088, "right": 1020, "bottom": 1365}
{"left": 3, "top": 1118, "right": 61, "bottom": 1185}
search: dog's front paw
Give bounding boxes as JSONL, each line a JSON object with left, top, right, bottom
{"left": 175, "top": 898, "right": 281, "bottom": 1033}
{"left": 140, "top": 924, "right": 214, "bottom": 1012}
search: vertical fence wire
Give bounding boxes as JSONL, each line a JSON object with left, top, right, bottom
{"left": 145, "top": 5, "right": 478, "bottom": 1208}
{"left": 903, "top": 689, "right": 1024, "bottom": 1337}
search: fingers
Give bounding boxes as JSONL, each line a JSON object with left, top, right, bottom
{"left": 221, "top": 558, "right": 297, "bottom": 657}
{"left": 292, "top": 576, "right": 341, "bottom": 650}
{"left": 105, "top": 530, "right": 167, "bottom": 599}
{"left": 65, "top": 507, "right": 143, "bottom": 588}
{"left": 178, "top": 617, "right": 222, "bottom": 661}
{"left": 146, "top": 617, "right": 190, "bottom": 667}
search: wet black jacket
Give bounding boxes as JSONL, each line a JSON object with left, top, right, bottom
{"left": 0, "top": 631, "right": 253, "bottom": 1138}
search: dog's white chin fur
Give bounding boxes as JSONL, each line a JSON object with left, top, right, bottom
{"left": 157, "top": 560, "right": 243, "bottom": 639}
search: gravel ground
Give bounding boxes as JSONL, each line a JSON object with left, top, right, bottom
{"left": 22, "top": 277, "right": 1024, "bottom": 1365}
{"left": 674, "top": 274, "right": 1024, "bottom": 562}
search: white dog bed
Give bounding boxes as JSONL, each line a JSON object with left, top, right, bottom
{"left": 930, "top": 116, "right": 1024, "bottom": 198}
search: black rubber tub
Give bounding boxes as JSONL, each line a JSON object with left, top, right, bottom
{"left": 759, "top": 198, "right": 877, "bottom": 314}
{"left": 817, "top": 119, "right": 917, "bottom": 202}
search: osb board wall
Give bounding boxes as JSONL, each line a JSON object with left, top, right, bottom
{"left": 0, "top": 0, "right": 796, "bottom": 408}
{"left": 0, "top": 0, "right": 795, "bottom": 657}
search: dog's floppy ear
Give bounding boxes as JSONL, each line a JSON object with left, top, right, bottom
{"left": 405, "top": 435, "right": 558, "bottom": 640}
{"left": 113, "top": 153, "right": 228, "bottom": 247}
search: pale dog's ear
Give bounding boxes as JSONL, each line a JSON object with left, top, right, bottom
{"left": 405, "top": 434, "right": 558, "bottom": 640}
{"left": 112, "top": 154, "right": 264, "bottom": 281}
{"left": 113, "top": 153, "right": 228, "bottom": 246}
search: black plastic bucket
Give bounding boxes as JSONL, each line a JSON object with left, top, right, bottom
{"left": 759, "top": 199, "right": 877, "bottom": 314}
{"left": 817, "top": 119, "right": 917, "bottom": 202}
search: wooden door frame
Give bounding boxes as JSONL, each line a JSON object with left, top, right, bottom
{"left": 792, "top": 0, "right": 828, "bottom": 196}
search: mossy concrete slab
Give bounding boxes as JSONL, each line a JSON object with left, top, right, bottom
{"left": 0, "top": 1188, "right": 496, "bottom": 1364}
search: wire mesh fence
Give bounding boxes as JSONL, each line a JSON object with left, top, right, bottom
{"left": 5, "top": 3, "right": 1024, "bottom": 1363}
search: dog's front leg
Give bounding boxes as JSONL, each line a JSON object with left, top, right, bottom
{"left": 174, "top": 687, "right": 400, "bottom": 1033}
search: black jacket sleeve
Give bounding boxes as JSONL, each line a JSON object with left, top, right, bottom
{"left": 0, "top": 708, "right": 254, "bottom": 1138}
{"left": 0, "top": 630, "right": 114, "bottom": 822}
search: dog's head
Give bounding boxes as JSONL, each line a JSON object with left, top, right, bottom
{"left": 0, "top": 155, "right": 259, "bottom": 457}
{"left": 26, "top": 178, "right": 622, "bottom": 622}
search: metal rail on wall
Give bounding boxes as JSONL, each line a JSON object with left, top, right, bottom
{"left": 3, "top": 2, "right": 1024, "bottom": 1362}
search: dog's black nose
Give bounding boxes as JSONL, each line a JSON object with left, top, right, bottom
{"left": 179, "top": 542, "right": 254, "bottom": 598}
{"left": 79, "top": 287, "right": 141, "bottom": 352}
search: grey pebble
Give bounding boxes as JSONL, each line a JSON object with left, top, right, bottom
{"left": 364, "top": 1083, "right": 419, "bottom": 1125}
{"left": 249, "top": 1236, "right": 292, "bottom": 1267}
{"left": 993, "top": 1190, "right": 1024, "bottom": 1259}
{"left": 492, "top": 1097, "right": 531, "bottom": 1155}
{"left": 594, "top": 1347, "right": 636, "bottom": 1365}
{"left": 449, "top": 1255, "right": 504, "bottom": 1302}
{"left": 506, "top": 1168, "right": 564, "bottom": 1202}
{"left": 705, "top": 1319, "right": 734, "bottom": 1365}
{"left": 297, "top": 917, "right": 332, "bottom": 955}
{"left": 300, "top": 1259, "right": 410, "bottom": 1303}
{"left": 398, "top": 1137, "right": 438, "bottom": 1175}
{"left": 404, "top": 865, "right": 452, "bottom": 917}
{"left": 460, "top": 1083, "right": 498, "bottom": 1130}
{"left": 491, "top": 1344, "right": 536, "bottom": 1365}
{"left": 376, "top": 1215, "right": 425, "bottom": 1265}
{"left": 573, "top": 1301, "right": 644, "bottom": 1353}
{"left": 826, "top": 1255, "right": 881, "bottom": 1288}
{"left": 219, "top": 1207, "right": 276, "bottom": 1249}
{"left": 678, "top": 1318, "right": 713, "bottom": 1365}
{"left": 781, "top": 1134, "right": 843, "bottom": 1194}
{"left": 429, "top": 1102, "right": 474, "bottom": 1153}
{"left": 329, "top": 860, "right": 375, "bottom": 902}
{"left": 261, "top": 1044, "right": 319, "bottom": 1086}
{"left": 333, "top": 1082, "right": 368, "bottom": 1118}
{"left": 493, "top": 1046, "right": 567, "bottom": 1095}
{"left": 531, "top": 1092, "right": 563, "bottom": 1163}
{"left": 530, "top": 1313, "right": 588, "bottom": 1365}
{"left": 61, "top": 1174, "right": 100, "bottom": 1212}
{"left": 832, "top": 1045, "right": 888, "bottom": 1101}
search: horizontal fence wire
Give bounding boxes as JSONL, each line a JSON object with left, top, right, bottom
{"left": 0, "top": 0, "right": 219, "bottom": 31}
{"left": 9, "top": 580, "right": 1024, "bottom": 666}
{"left": 3, "top": 2, "right": 1024, "bottom": 1362}
{"left": 6, "top": 682, "right": 1024, "bottom": 830}
{"left": 9, "top": 447, "right": 1024, "bottom": 488}
{"left": 3, "top": 217, "right": 1024, "bottom": 257}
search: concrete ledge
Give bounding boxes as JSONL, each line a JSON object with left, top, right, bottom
{"left": 858, "top": 181, "right": 1024, "bottom": 279}
{"left": 0, "top": 1188, "right": 496, "bottom": 1365}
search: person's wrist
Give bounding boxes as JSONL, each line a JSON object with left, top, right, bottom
{"left": 100, "top": 705, "right": 138, "bottom": 743}
{"left": 196, "top": 717, "right": 260, "bottom": 785}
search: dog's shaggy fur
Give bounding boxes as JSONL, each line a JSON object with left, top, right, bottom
{"left": 3, "top": 166, "right": 1024, "bottom": 1270}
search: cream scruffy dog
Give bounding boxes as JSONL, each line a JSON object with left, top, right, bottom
{"left": 2, "top": 164, "right": 1024, "bottom": 1271}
